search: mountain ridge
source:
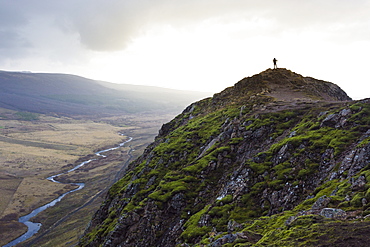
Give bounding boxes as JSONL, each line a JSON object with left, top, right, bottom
{"left": 79, "top": 69, "right": 370, "bottom": 246}
{"left": 0, "top": 70, "right": 209, "bottom": 116}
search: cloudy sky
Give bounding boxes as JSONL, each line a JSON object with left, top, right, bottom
{"left": 1, "top": 0, "right": 370, "bottom": 99}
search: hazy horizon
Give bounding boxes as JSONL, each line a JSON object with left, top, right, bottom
{"left": 1, "top": 1, "right": 369, "bottom": 99}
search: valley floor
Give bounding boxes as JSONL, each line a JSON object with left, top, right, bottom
{"left": 0, "top": 108, "right": 174, "bottom": 246}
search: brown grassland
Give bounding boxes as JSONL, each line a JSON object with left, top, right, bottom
{"left": 0, "top": 107, "right": 175, "bottom": 246}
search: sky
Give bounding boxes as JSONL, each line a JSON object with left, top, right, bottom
{"left": 1, "top": 0, "right": 370, "bottom": 99}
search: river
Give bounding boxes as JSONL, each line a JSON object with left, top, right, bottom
{"left": 3, "top": 135, "right": 133, "bottom": 247}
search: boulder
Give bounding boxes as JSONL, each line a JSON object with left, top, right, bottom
{"left": 312, "top": 195, "right": 332, "bottom": 211}
{"left": 320, "top": 208, "right": 346, "bottom": 219}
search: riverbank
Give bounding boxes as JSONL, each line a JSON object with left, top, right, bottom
{"left": 3, "top": 137, "right": 132, "bottom": 247}
{"left": 0, "top": 111, "right": 174, "bottom": 246}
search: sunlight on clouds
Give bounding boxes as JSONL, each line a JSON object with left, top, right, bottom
{"left": 1, "top": 1, "right": 370, "bottom": 99}
{"left": 86, "top": 19, "right": 281, "bottom": 92}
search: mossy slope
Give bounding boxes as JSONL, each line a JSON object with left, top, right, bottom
{"left": 80, "top": 69, "right": 370, "bottom": 247}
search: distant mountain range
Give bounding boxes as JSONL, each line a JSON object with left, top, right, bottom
{"left": 0, "top": 71, "right": 210, "bottom": 116}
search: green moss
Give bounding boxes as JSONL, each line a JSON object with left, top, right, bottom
{"left": 229, "top": 137, "right": 244, "bottom": 145}
{"left": 349, "top": 103, "right": 362, "bottom": 112}
{"left": 358, "top": 137, "right": 370, "bottom": 148}
{"left": 250, "top": 181, "right": 268, "bottom": 194}
{"left": 336, "top": 181, "right": 351, "bottom": 197}
{"left": 270, "top": 121, "right": 360, "bottom": 160}
{"left": 181, "top": 205, "right": 212, "bottom": 241}
{"left": 217, "top": 194, "right": 233, "bottom": 204}
{"left": 123, "top": 201, "right": 143, "bottom": 212}
{"left": 184, "top": 110, "right": 223, "bottom": 140}
{"left": 351, "top": 193, "right": 365, "bottom": 207}
{"left": 163, "top": 171, "right": 184, "bottom": 181}
{"left": 362, "top": 169, "right": 370, "bottom": 183}
{"left": 84, "top": 99, "right": 370, "bottom": 246}
{"left": 109, "top": 170, "right": 134, "bottom": 196}
{"left": 349, "top": 103, "right": 370, "bottom": 126}
{"left": 148, "top": 190, "right": 172, "bottom": 202}
{"left": 327, "top": 130, "right": 360, "bottom": 155}
{"left": 268, "top": 179, "right": 285, "bottom": 189}
{"left": 249, "top": 162, "right": 270, "bottom": 175}
{"left": 81, "top": 215, "right": 119, "bottom": 245}
{"left": 314, "top": 179, "right": 340, "bottom": 198}
{"left": 148, "top": 177, "right": 188, "bottom": 202}
{"left": 245, "top": 110, "right": 300, "bottom": 135}
{"left": 232, "top": 206, "right": 260, "bottom": 223}
{"left": 292, "top": 160, "right": 318, "bottom": 179}
{"left": 239, "top": 213, "right": 331, "bottom": 246}
{"left": 183, "top": 158, "right": 212, "bottom": 174}
{"left": 297, "top": 168, "right": 310, "bottom": 178}
{"left": 183, "top": 146, "right": 230, "bottom": 174}
{"left": 272, "top": 162, "right": 293, "bottom": 181}
{"left": 209, "top": 204, "right": 234, "bottom": 231}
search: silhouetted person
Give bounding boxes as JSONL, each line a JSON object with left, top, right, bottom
{"left": 273, "top": 58, "right": 278, "bottom": 69}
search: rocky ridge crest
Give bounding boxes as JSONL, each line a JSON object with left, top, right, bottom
{"left": 213, "top": 68, "right": 351, "bottom": 104}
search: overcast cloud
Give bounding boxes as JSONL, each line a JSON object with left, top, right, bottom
{"left": 1, "top": 0, "right": 370, "bottom": 98}
{"left": 2, "top": 0, "right": 369, "bottom": 52}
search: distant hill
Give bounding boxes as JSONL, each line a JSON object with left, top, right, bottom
{"left": 0, "top": 71, "right": 210, "bottom": 116}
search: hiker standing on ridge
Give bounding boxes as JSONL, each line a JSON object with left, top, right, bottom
{"left": 273, "top": 58, "right": 278, "bottom": 69}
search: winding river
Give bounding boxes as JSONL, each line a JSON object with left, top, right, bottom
{"left": 3, "top": 135, "right": 133, "bottom": 247}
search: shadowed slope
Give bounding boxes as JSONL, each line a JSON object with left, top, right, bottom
{"left": 0, "top": 71, "right": 209, "bottom": 116}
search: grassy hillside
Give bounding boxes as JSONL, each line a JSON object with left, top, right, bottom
{"left": 0, "top": 71, "right": 210, "bottom": 116}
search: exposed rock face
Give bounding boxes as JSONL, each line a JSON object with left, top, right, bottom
{"left": 80, "top": 69, "right": 370, "bottom": 247}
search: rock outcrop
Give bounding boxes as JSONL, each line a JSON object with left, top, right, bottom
{"left": 80, "top": 69, "right": 370, "bottom": 247}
